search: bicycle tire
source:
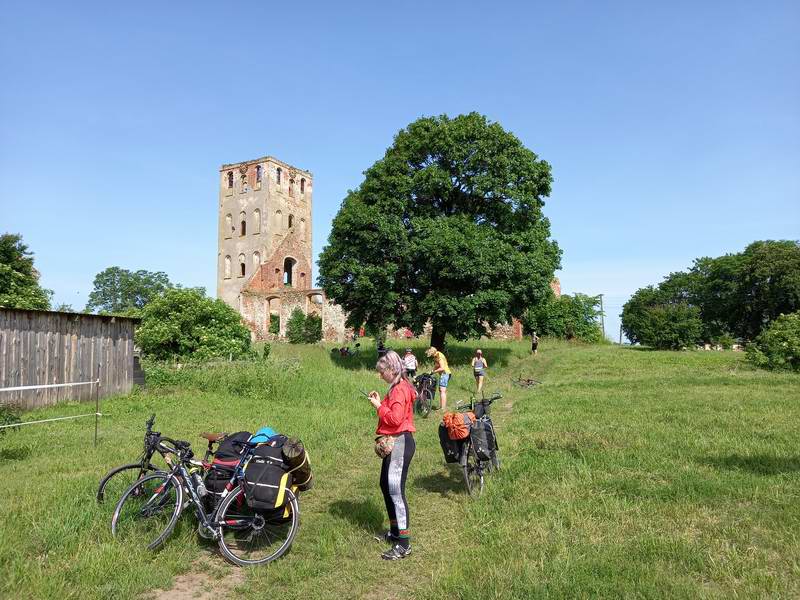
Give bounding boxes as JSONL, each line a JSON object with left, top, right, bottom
{"left": 217, "top": 486, "right": 300, "bottom": 566}
{"left": 462, "top": 444, "right": 484, "bottom": 497}
{"left": 111, "top": 472, "right": 184, "bottom": 551}
{"left": 97, "top": 462, "right": 158, "bottom": 504}
{"left": 416, "top": 388, "right": 432, "bottom": 418}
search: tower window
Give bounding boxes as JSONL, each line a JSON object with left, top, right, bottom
{"left": 227, "top": 171, "right": 233, "bottom": 188}
{"left": 238, "top": 254, "right": 246, "bottom": 278}
{"left": 300, "top": 178, "right": 305, "bottom": 195}
{"left": 253, "top": 209, "right": 261, "bottom": 234}
{"left": 224, "top": 255, "right": 231, "bottom": 279}
{"left": 225, "top": 214, "right": 233, "bottom": 238}
{"left": 283, "top": 257, "right": 296, "bottom": 286}
{"left": 276, "top": 167, "right": 282, "bottom": 185}
{"left": 252, "top": 251, "right": 261, "bottom": 271}
{"left": 240, "top": 211, "right": 246, "bottom": 236}
{"left": 288, "top": 214, "right": 294, "bottom": 229}
{"left": 255, "top": 165, "right": 262, "bottom": 182}
{"left": 289, "top": 178, "right": 295, "bottom": 197}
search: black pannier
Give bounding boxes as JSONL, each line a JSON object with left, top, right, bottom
{"left": 438, "top": 423, "right": 462, "bottom": 463}
{"left": 470, "top": 417, "right": 494, "bottom": 462}
{"left": 243, "top": 439, "right": 293, "bottom": 510}
{"left": 214, "top": 431, "right": 252, "bottom": 461}
{"left": 205, "top": 431, "right": 252, "bottom": 496}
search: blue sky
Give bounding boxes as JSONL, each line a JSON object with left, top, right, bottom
{"left": 1, "top": 1, "right": 798, "bottom": 340}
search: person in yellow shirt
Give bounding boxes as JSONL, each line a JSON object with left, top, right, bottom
{"left": 425, "top": 346, "right": 451, "bottom": 412}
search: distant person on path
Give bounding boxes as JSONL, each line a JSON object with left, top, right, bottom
{"left": 377, "top": 339, "right": 388, "bottom": 359}
{"left": 425, "top": 346, "right": 451, "bottom": 411}
{"left": 531, "top": 331, "right": 540, "bottom": 355}
{"left": 403, "top": 348, "right": 418, "bottom": 378}
{"left": 367, "top": 350, "right": 416, "bottom": 560}
{"left": 471, "top": 349, "right": 488, "bottom": 395}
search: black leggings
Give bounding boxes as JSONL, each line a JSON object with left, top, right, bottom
{"left": 379, "top": 432, "right": 415, "bottom": 542}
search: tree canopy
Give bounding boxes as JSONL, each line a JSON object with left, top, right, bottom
{"left": 622, "top": 240, "right": 800, "bottom": 347}
{"left": 318, "top": 113, "right": 561, "bottom": 348}
{"left": 0, "top": 233, "right": 51, "bottom": 310}
{"left": 522, "top": 293, "right": 603, "bottom": 343}
{"left": 85, "top": 267, "right": 172, "bottom": 316}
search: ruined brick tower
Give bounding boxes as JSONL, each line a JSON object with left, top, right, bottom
{"left": 217, "top": 155, "right": 347, "bottom": 340}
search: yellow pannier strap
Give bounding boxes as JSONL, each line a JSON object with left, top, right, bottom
{"left": 274, "top": 472, "right": 290, "bottom": 508}
{"left": 282, "top": 485, "right": 298, "bottom": 518}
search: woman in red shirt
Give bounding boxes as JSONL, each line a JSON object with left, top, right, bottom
{"left": 368, "top": 349, "right": 417, "bottom": 560}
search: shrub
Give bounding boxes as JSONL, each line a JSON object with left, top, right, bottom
{"left": 286, "top": 309, "right": 307, "bottom": 344}
{"left": 746, "top": 312, "right": 800, "bottom": 371}
{"left": 135, "top": 288, "right": 251, "bottom": 361}
{"left": 262, "top": 343, "right": 271, "bottom": 359}
{"left": 624, "top": 302, "right": 703, "bottom": 350}
{"left": 303, "top": 313, "right": 322, "bottom": 343}
{"left": 523, "top": 293, "right": 603, "bottom": 343}
{"left": 268, "top": 316, "right": 280, "bottom": 336}
{"left": 0, "top": 405, "right": 20, "bottom": 436}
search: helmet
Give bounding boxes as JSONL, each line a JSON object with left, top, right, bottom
{"left": 250, "top": 426, "right": 277, "bottom": 443}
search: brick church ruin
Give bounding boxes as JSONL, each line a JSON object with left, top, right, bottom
{"left": 218, "top": 154, "right": 552, "bottom": 343}
{"left": 217, "top": 156, "right": 348, "bottom": 342}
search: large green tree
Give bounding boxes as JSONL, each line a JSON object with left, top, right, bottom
{"left": 85, "top": 267, "right": 172, "bottom": 316}
{"left": 318, "top": 113, "right": 561, "bottom": 348}
{"left": 0, "top": 233, "right": 51, "bottom": 310}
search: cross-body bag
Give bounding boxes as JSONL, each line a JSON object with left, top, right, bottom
{"left": 374, "top": 434, "right": 397, "bottom": 459}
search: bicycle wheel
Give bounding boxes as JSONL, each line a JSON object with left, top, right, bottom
{"left": 111, "top": 472, "right": 183, "bottom": 550}
{"left": 462, "top": 444, "right": 484, "bottom": 497}
{"left": 416, "top": 388, "right": 432, "bottom": 418}
{"left": 97, "top": 462, "right": 158, "bottom": 504}
{"left": 217, "top": 485, "right": 299, "bottom": 566}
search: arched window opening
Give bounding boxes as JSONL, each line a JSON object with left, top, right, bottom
{"left": 240, "top": 211, "right": 246, "bottom": 236}
{"left": 276, "top": 167, "right": 282, "bottom": 185}
{"left": 255, "top": 165, "right": 262, "bottom": 182}
{"left": 274, "top": 210, "right": 282, "bottom": 229}
{"left": 300, "top": 218, "right": 306, "bottom": 238}
{"left": 283, "top": 257, "right": 296, "bottom": 287}
{"left": 300, "top": 178, "right": 306, "bottom": 195}
{"left": 253, "top": 209, "right": 261, "bottom": 234}
{"left": 252, "top": 251, "right": 261, "bottom": 271}
{"left": 225, "top": 214, "right": 233, "bottom": 238}
{"left": 238, "top": 254, "right": 246, "bottom": 278}
{"left": 227, "top": 171, "right": 233, "bottom": 188}
{"left": 224, "top": 255, "right": 231, "bottom": 279}
{"left": 289, "top": 178, "right": 295, "bottom": 197}
{"left": 288, "top": 214, "right": 294, "bottom": 229}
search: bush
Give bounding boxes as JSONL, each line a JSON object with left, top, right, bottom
{"left": 286, "top": 309, "right": 307, "bottom": 344}
{"left": 303, "top": 313, "right": 323, "bottom": 343}
{"left": 0, "top": 405, "right": 20, "bottom": 436}
{"left": 746, "top": 312, "right": 800, "bottom": 371}
{"left": 135, "top": 288, "right": 252, "bottom": 361}
{"left": 262, "top": 343, "right": 271, "bottom": 359}
{"left": 624, "top": 302, "right": 703, "bottom": 350}
{"left": 268, "top": 316, "right": 280, "bottom": 336}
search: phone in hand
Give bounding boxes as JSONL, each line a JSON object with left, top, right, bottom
{"left": 359, "top": 389, "right": 371, "bottom": 399}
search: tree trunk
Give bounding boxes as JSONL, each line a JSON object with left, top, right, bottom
{"left": 430, "top": 323, "right": 446, "bottom": 351}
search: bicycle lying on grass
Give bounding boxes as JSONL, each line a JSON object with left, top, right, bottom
{"left": 454, "top": 392, "right": 502, "bottom": 497}
{"left": 111, "top": 436, "right": 299, "bottom": 566}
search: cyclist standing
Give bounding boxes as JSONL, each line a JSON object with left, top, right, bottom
{"left": 367, "top": 350, "right": 417, "bottom": 560}
{"left": 425, "top": 346, "right": 451, "bottom": 412}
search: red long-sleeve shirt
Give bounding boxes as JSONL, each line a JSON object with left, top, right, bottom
{"left": 376, "top": 379, "right": 417, "bottom": 435}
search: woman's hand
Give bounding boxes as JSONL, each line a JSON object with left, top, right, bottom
{"left": 368, "top": 391, "right": 381, "bottom": 410}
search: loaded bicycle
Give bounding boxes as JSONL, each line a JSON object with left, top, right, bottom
{"left": 453, "top": 392, "right": 502, "bottom": 497}
{"left": 413, "top": 372, "right": 437, "bottom": 417}
{"left": 111, "top": 436, "right": 299, "bottom": 566}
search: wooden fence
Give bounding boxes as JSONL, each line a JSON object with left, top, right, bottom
{"left": 0, "top": 308, "right": 139, "bottom": 410}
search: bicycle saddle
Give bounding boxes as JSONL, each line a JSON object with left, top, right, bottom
{"left": 200, "top": 432, "right": 226, "bottom": 442}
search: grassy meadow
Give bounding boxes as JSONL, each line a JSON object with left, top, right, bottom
{"left": 1, "top": 339, "right": 799, "bottom": 599}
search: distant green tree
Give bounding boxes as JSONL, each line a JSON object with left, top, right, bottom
{"left": 523, "top": 293, "right": 603, "bottom": 342}
{"left": 135, "top": 288, "right": 251, "bottom": 360}
{"left": 319, "top": 113, "right": 561, "bottom": 350}
{"left": 286, "top": 309, "right": 307, "bottom": 344}
{"left": 53, "top": 303, "right": 75, "bottom": 312}
{"left": 746, "top": 311, "right": 800, "bottom": 372}
{"left": 268, "top": 316, "right": 280, "bottom": 336}
{"left": 86, "top": 267, "right": 172, "bottom": 316}
{"left": 0, "top": 233, "right": 51, "bottom": 310}
{"left": 303, "top": 313, "right": 323, "bottom": 343}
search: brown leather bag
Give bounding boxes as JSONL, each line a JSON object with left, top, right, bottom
{"left": 374, "top": 435, "right": 397, "bottom": 458}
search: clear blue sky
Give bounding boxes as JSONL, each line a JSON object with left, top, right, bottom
{"left": 2, "top": 1, "right": 798, "bottom": 340}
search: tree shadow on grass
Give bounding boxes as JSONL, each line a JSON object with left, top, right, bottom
{"left": 699, "top": 454, "right": 800, "bottom": 475}
{"left": 413, "top": 468, "right": 465, "bottom": 497}
{"left": 0, "top": 446, "right": 31, "bottom": 461}
{"left": 328, "top": 340, "right": 514, "bottom": 372}
{"left": 329, "top": 499, "right": 385, "bottom": 533}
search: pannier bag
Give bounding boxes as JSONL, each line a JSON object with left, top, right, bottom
{"left": 205, "top": 431, "right": 252, "bottom": 495}
{"left": 470, "top": 417, "right": 495, "bottom": 462}
{"left": 282, "top": 437, "right": 314, "bottom": 491}
{"left": 438, "top": 423, "right": 462, "bottom": 463}
{"left": 443, "top": 411, "right": 476, "bottom": 441}
{"left": 243, "top": 439, "right": 293, "bottom": 510}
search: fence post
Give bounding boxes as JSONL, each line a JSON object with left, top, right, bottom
{"left": 94, "top": 365, "right": 100, "bottom": 447}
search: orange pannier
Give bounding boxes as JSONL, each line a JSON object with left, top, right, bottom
{"left": 443, "top": 411, "right": 476, "bottom": 440}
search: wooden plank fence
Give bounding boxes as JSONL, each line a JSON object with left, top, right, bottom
{"left": 0, "top": 308, "right": 138, "bottom": 410}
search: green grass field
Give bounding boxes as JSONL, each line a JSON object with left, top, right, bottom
{"left": 1, "top": 339, "right": 799, "bottom": 599}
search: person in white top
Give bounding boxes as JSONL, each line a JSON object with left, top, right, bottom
{"left": 403, "top": 349, "right": 418, "bottom": 378}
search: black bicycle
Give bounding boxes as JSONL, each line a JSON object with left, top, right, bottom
{"left": 111, "top": 437, "right": 299, "bottom": 566}
{"left": 96, "top": 414, "right": 168, "bottom": 504}
{"left": 413, "top": 372, "right": 437, "bottom": 417}
{"left": 455, "top": 392, "right": 502, "bottom": 496}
